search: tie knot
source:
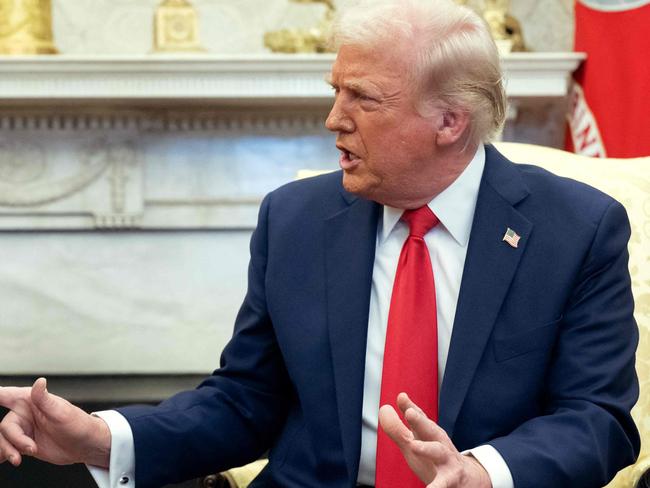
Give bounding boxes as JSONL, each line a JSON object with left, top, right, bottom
{"left": 402, "top": 205, "right": 439, "bottom": 238}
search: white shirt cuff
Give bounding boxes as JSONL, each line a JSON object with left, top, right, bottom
{"left": 465, "top": 444, "right": 514, "bottom": 488}
{"left": 86, "top": 410, "right": 136, "bottom": 488}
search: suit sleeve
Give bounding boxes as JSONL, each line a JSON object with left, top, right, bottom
{"left": 116, "top": 193, "right": 293, "bottom": 488}
{"left": 489, "top": 200, "right": 640, "bottom": 487}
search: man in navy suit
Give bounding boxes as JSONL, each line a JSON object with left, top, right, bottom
{"left": 0, "top": 0, "right": 639, "bottom": 487}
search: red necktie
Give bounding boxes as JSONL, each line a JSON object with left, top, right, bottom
{"left": 375, "top": 205, "right": 439, "bottom": 488}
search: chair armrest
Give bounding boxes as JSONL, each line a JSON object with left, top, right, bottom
{"left": 633, "top": 456, "right": 650, "bottom": 488}
{"left": 199, "top": 460, "right": 269, "bottom": 488}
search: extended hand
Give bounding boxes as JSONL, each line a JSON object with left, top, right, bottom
{"left": 0, "top": 378, "right": 111, "bottom": 468}
{"left": 378, "top": 392, "right": 492, "bottom": 488}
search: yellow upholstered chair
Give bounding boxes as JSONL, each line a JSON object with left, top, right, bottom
{"left": 199, "top": 460, "right": 268, "bottom": 487}
{"left": 205, "top": 143, "right": 650, "bottom": 488}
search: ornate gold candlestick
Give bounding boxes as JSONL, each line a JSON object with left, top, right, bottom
{"left": 264, "top": 0, "right": 336, "bottom": 54}
{"left": 153, "top": 0, "right": 204, "bottom": 53}
{"left": 0, "top": 0, "right": 58, "bottom": 55}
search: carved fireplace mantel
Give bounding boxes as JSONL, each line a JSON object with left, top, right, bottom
{"left": 0, "top": 52, "right": 584, "bottom": 103}
{"left": 0, "top": 52, "right": 584, "bottom": 231}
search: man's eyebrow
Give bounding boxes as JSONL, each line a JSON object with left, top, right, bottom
{"left": 346, "top": 80, "right": 376, "bottom": 94}
{"left": 324, "top": 73, "right": 382, "bottom": 96}
{"left": 324, "top": 75, "right": 381, "bottom": 95}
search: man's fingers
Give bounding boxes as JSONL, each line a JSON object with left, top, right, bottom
{"left": 0, "top": 386, "right": 8, "bottom": 408}
{"left": 0, "top": 418, "right": 36, "bottom": 455}
{"left": 0, "top": 386, "right": 21, "bottom": 410}
{"left": 378, "top": 404, "right": 414, "bottom": 449}
{"left": 397, "top": 392, "right": 447, "bottom": 443}
{"left": 0, "top": 432, "right": 22, "bottom": 467}
{"left": 404, "top": 407, "right": 448, "bottom": 443}
{"left": 0, "top": 433, "right": 6, "bottom": 464}
{"left": 397, "top": 392, "right": 453, "bottom": 449}
{"left": 397, "top": 392, "right": 425, "bottom": 416}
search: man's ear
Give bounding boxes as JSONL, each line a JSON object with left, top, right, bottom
{"left": 434, "top": 110, "right": 470, "bottom": 146}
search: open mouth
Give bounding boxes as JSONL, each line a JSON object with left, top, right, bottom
{"left": 339, "top": 149, "right": 362, "bottom": 170}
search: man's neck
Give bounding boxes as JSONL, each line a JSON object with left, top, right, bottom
{"left": 382, "top": 141, "right": 481, "bottom": 209}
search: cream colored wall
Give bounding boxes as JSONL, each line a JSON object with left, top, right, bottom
{"left": 51, "top": 0, "right": 327, "bottom": 55}
{"left": 50, "top": 0, "right": 573, "bottom": 55}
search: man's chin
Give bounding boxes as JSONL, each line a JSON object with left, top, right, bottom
{"left": 341, "top": 172, "right": 375, "bottom": 200}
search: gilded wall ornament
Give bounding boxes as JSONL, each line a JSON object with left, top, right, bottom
{"left": 264, "top": 0, "right": 336, "bottom": 54}
{"left": 153, "top": 0, "right": 204, "bottom": 53}
{"left": 483, "top": 0, "right": 526, "bottom": 53}
{"left": 0, "top": 0, "right": 58, "bottom": 55}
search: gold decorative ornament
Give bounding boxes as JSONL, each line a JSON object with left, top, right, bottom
{"left": 483, "top": 0, "right": 526, "bottom": 53}
{"left": 153, "top": 0, "right": 204, "bottom": 53}
{"left": 0, "top": 0, "right": 58, "bottom": 55}
{"left": 264, "top": 0, "right": 336, "bottom": 54}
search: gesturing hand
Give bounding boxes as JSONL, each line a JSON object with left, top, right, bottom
{"left": 378, "top": 392, "right": 492, "bottom": 488}
{"left": 0, "top": 378, "right": 111, "bottom": 468}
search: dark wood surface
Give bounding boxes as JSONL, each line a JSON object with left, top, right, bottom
{"left": 0, "top": 450, "right": 198, "bottom": 488}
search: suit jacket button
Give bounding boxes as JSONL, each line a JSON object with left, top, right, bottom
{"left": 119, "top": 476, "right": 130, "bottom": 485}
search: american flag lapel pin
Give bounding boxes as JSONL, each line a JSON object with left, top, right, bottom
{"left": 502, "top": 227, "right": 521, "bottom": 248}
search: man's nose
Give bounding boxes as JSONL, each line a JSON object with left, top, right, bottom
{"left": 325, "top": 100, "right": 354, "bottom": 133}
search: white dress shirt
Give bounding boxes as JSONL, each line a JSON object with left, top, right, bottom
{"left": 87, "top": 410, "right": 135, "bottom": 488}
{"left": 89, "top": 145, "right": 514, "bottom": 488}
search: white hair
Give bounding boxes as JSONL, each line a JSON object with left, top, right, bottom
{"left": 330, "top": 0, "right": 507, "bottom": 144}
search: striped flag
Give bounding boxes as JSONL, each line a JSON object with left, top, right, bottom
{"left": 566, "top": 0, "right": 650, "bottom": 158}
{"left": 502, "top": 228, "right": 521, "bottom": 248}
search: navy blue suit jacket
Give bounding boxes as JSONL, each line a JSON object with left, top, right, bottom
{"left": 119, "top": 145, "right": 640, "bottom": 488}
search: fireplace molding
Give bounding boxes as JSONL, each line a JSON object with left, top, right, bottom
{"left": 0, "top": 52, "right": 585, "bottom": 103}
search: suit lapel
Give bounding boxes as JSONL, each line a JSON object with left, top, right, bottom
{"left": 325, "top": 188, "right": 380, "bottom": 484}
{"left": 439, "top": 146, "right": 532, "bottom": 436}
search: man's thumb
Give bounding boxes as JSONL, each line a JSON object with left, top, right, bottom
{"left": 31, "top": 377, "right": 55, "bottom": 414}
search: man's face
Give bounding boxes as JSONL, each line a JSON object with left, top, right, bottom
{"left": 325, "top": 43, "right": 441, "bottom": 208}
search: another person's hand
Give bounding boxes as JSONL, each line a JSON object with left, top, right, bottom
{"left": 379, "top": 392, "right": 492, "bottom": 488}
{"left": 0, "top": 378, "right": 111, "bottom": 468}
